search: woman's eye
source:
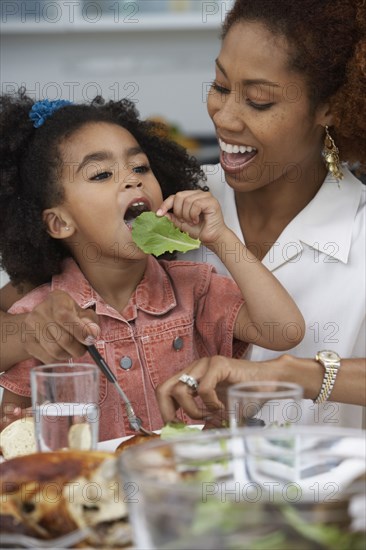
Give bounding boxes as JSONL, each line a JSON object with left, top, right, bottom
{"left": 211, "top": 81, "right": 230, "bottom": 95}
{"left": 246, "top": 100, "right": 274, "bottom": 111}
{"left": 90, "top": 171, "right": 112, "bottom": 181}
{"left": 133, "top": 165, "right": 150, "bottom": 174}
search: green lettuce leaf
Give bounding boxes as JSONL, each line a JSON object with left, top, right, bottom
{"left": 160, "top": 422, "right": 202, "bottom": 439}
{"left": 132, "top": 212, "right": 200, "bottom": 255}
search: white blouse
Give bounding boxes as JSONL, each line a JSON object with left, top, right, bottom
{"left": 182, "top": 165, "right": 366, "bottom": 428}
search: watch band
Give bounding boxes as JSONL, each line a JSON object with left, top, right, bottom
{"left": 314, "top": 351, "right": 341, "bottom": 404}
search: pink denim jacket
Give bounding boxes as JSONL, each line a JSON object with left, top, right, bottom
{"left": 1, "top": 257, "right": 247, "bottom": 440}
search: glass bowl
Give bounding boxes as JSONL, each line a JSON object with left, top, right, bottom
{"left": 118, "top": 426, "right": 366, "bottom": 549}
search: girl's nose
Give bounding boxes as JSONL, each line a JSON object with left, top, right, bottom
{"left": 122, "top": 179, "right": 143, "bottom": 190}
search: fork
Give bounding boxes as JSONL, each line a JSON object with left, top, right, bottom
{"left": 0, "top": 527, "right": 92, "bottom": 548}
{"left": 86, "top": 343, "right": 154, "bottom": 436}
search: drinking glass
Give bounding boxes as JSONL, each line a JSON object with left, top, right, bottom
{"left": 227, "top": 381, "right": 304, "bottom": 429}
{"left": 31, "top": 363, "right": 99, "bottom": 452}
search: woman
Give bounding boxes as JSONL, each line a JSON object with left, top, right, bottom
{"left": 159, "top": 0, "right": 366, "bottom": 427}
{"left": 1, "top": 0, "right": 365, "bottom": 426}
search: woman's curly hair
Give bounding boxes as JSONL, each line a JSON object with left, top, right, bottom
{"left": 0, "top": 92, "right": 206, "bottom": 287}
{"left": 223, "top": 0, "right": 366, "bottom": 166}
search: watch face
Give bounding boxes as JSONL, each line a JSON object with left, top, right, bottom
{"left": 319, "top": 350, "right": 340, "bottom": 361}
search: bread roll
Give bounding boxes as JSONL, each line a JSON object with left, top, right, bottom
{"left": 1, "top": 418, "right": 96, "bottom": 458}
{"left": 68, "top": 422, "right": 92, "bottom": 450}
{"left": 0, "top": 418, "right": 36, "bottom": 460}
{"left": 0, "top": 450, "right": 131, "bottom": 546}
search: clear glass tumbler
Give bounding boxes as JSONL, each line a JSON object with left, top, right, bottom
{"left": 31, "top": 363, "right": 99, "bottom": 452}
{"left": 227, "top": 381, "right": 304, "bottom": 429}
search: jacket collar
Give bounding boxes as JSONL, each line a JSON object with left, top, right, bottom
{"left": 51, "top": 256, "right": 177, "bottom": 321}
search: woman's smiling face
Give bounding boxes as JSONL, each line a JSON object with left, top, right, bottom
{"left": 56, "top": 122, "right": 163, "bottom": 262}
{"left": 207, "top": 21, "right": 329, "bottom": 192}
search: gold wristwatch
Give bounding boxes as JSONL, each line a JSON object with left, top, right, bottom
{"left": 314, "top": 350, "right": 341, "bottom": 404}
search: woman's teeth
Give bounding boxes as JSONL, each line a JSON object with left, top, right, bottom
{"left": 219, "top": 138, "right": 257, "bottom": 154}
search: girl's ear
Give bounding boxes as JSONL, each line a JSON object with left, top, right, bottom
{"left": 42, "top": 208, "right": 75, "bottom": 239}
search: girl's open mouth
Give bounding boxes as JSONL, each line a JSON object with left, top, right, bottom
{"left": 124, "top": 199, "right": 151, "bottom": 230}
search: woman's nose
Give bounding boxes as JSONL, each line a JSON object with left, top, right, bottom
{"left": 210, "top": 93, "right": 246, "bottom": 134}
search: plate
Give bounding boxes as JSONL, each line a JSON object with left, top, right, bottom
{"left": 97, "top": 425, "right": 204, "bottom": 453}
{"left": 97, "top": 435, "right": 132, "bottom": 452}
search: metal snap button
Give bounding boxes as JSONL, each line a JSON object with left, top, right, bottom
{"left": 173, "top": 336, "right": 184, "bottom": 351}
{"left": 119, "top": 356, "right": 133, "bottom": 370}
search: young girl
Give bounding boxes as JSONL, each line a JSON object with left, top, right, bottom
{"left": 0, "top": 92, "right": 304, "bottom": 439}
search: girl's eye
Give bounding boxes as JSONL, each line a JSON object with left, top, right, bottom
{"left": 133, "top": 165, "right": 150, "bottom": 174}
{"left": 211, "top": 81, "right": 230, "bottom": 95}
{"left": 246, "top": 99, "right": 274, "bottom": 111}
{"left": 90, "top": 171, "right": 112, "bottom": 181}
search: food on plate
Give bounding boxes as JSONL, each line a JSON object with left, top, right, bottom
{"left": 132, "top": 211, "right": 200, "bottom": 255}
{"left": 0, "top": 417, "right": 36, "bottom": 460}
{"left": 159, "top": 422, "right": 203, "bottom": 439}
{"left": 115, "top": 432, "right": 160, "bottom": 453}
{"left": 115, "top": 423, "right": 202, "bottom": 454}
{"left": 0, "top": 450, "right": 131, "bottom": 547}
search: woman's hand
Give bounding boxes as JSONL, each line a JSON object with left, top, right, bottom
{"left": 19, "top": 290, "right": 100, "bottom": 364}
{"left": 156, "top": 355, "right": 277, "bottom": 426}
{"left": 156, "top": 190, "right": 227, "bottom": 246}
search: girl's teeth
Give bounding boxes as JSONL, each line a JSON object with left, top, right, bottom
{"left": 233, "top": 145, "right": 239, "bottom": 153}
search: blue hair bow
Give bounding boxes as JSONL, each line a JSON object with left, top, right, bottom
{"left": 29, "top": 99, "right": 73, "bottom": 128}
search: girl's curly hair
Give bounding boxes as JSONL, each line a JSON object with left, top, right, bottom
{"left": 0, "top": 92, "right": 206, "bottom": 287}
{"left": 223, "top": 0, "right": 366, "bottom": 166}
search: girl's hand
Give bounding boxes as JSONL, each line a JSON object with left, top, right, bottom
{"left": 156, "top": 190, "right": 226, "bottom": 245}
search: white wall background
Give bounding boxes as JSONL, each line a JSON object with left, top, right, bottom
{"left": 1, "top": 1, "right": 232, "bottom": 134}
{"left": 1, "top": 1, "right": 233, "bottom": 289}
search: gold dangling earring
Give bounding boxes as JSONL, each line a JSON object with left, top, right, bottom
{"left": 322, "top": 126, "right": 343, "bottom": 182}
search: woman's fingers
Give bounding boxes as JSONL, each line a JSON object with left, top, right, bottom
{"left": 157, "top": 356, "right": 259, "bottom": 425}
{"left": 156, "top": 357, "right": 230, "bottom": 424}
{"left": 21, "top": 290, "right": 100, "bottom": 362}
{"left": 156, "top": 358, "right": 211, "bottom": 423}
{"left": 156, "top": 378, "right": 205, "bottom": 423}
